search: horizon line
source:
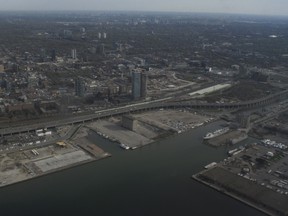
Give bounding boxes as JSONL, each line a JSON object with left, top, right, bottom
{"left": 0, "top": 9, "right": 287, "bottom": 18}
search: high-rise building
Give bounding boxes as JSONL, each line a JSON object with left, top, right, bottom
{"left": 71, "top": 49, "right": 77, "bottom": 59}
{"left": 132, "top": 70, "right": 148, "bottom": 100}
{"left": 51, "top": 49, "right": 56, "bottom": 61}
{"left": 98, "top": 32, "right": 102, "bottom": 39}
{"left": 98, "top": 44, "right": 105, "bottom": 55}
{"left": 40, "top": 48, "right": 46, "bottom": 62}
{"left": 103, "top": 32, "right": 107, "bottom": 39}
{"left": 132, "top": 71, "right": 141, "bottom": 100}
{"left": 140, "top": 72, "right": 147, "bottom": 98}
{"left": 75, "top": 78, "right": 85, "bottom": 97}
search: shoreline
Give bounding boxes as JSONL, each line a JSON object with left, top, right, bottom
{"left": 0, "top": 119, "right": 214, "bottom": 189}
{"left": 192, "top": 172, "right": 280, "bottom": 216}
{"left": 0, "top": 153, "right": 111, "bottom": 189}
{"left": 90, "top": 116, "right": 218, "bottom": 150}
{"left": 0, "top": 118, "right": 220, "bottom": 190}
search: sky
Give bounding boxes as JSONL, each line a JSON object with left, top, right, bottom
{"left": 0, "top": 0, "right": 288, "bottom": 16}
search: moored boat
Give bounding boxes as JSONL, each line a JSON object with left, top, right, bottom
{"left": 120, "top": 143, "right": 130, "bottom": 150}
{"left": 203, "top": 127, "right": 229, "bottom": 140}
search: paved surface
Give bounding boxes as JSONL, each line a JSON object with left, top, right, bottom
{"left": 88, "top": 120, "right": 151, "bottom": 148}
{"left": 34, "top": 150, "right": 92, "bottom": 173}
{"left": 198, "top": 167, "right": 288, "bottom": 216}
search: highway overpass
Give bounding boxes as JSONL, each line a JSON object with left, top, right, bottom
{"left": 0, "top": 89, "right": 287, "bottom": 136}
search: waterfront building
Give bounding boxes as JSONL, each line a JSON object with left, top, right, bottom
{"left": 122, "top": 115, "right": 137, "bottom": 131}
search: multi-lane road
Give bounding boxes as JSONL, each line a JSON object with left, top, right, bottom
{"left": 0, "top": 89, "right": 288, "bottom": 136}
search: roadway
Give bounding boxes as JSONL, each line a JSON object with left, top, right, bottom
{"left": 0, "top": 89, "right": 288, "bottom": 136}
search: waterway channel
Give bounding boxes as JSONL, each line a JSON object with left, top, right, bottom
{"left": 0, "top": 120, "right": 266, "bottom": 216}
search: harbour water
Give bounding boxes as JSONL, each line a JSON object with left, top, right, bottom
{"left": 0, "top": 121, "right": 266, "bottom": 216}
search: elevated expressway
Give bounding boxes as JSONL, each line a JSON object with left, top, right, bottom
{"left": 1, "top": 89, "right": 288, "bottom": 136}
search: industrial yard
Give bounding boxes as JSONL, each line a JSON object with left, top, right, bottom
{"left": 133, "top": 109, "right": 213, "bottom": 133}
{"left": 87, "top": 109, "right": 213, "bottom": 149}
{"left": 193, "top": 143, "right": 288, "bottom": 216}
{"left": 0, "top": 126, "right": 110, "bottom": 188}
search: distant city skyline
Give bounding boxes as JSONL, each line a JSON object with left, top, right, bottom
{"left": 0, "top": 0, "right": 287, "bottom": 16}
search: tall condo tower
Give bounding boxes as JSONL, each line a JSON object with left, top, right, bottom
{"left": 132, "top": 71, "right": 141, "bottom": 100}
{"left": 132, "top": 70, "right": 147, "bottom": 100}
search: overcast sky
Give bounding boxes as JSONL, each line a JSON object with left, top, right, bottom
{"left": 0, "top": 0, "right": 287, "bottom": 16}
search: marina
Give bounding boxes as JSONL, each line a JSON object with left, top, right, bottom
{"left": 193, "top": 143, "right": 288, "bottom": 216}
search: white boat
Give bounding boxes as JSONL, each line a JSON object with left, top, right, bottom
{"left": 204, "top": 162, "right": 217, "bottom": 169}
{"left": 228, "top": 148, "right": 238, "bottom": 156}
{"left": 120, "top": 143, "right": 130, "bottom": 150}
{"left": 203, "top": 127, "right": 229, "bottom": 140}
